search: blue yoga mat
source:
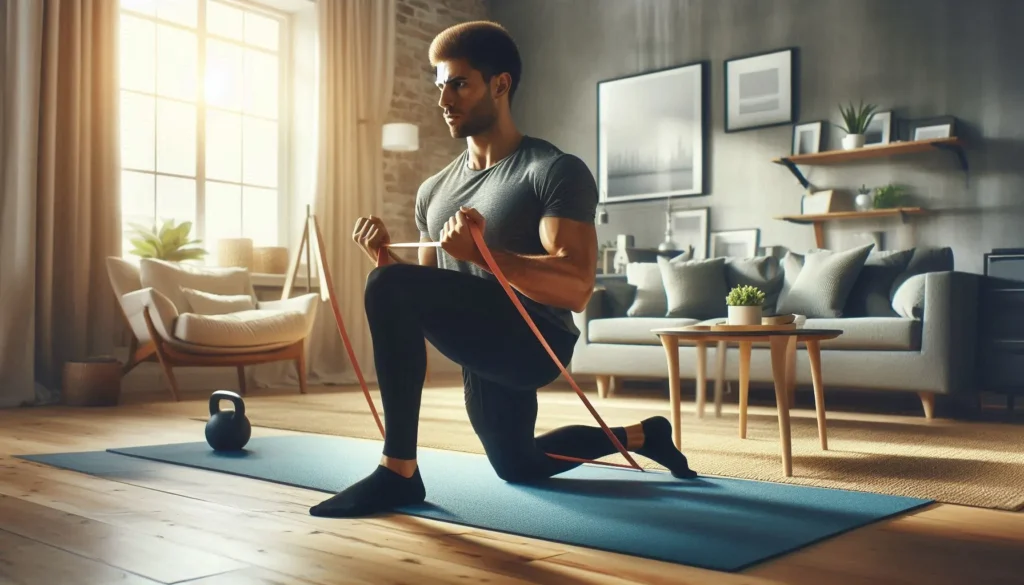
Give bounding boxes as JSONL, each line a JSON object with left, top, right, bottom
{"left": 21, "top": 435, "right": 931, "bottom": 572}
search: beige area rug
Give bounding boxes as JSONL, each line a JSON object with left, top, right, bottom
{"left": 198, "top": 385, "right": 1024, "bottom": 511}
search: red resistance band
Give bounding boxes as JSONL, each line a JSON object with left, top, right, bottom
{"left": 332, "top": 221, "right": 642, "bottom": 472}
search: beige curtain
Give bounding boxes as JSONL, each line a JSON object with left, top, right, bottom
{"left": 0, "top": 0, "right": 121, "bottom": 406}
{"left": 255, "top": 0, "right": 396, "bottom": 388}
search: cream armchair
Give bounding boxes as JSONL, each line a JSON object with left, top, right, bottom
{"left": 106, "top": 256, "right": 319, "bottom": 401}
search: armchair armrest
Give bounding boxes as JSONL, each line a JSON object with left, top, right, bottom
{"left": 120, "top": 287, "right": 178, "bottom": 344}
{"left": 258, "top": 293, "right": 319, "bottom": 335}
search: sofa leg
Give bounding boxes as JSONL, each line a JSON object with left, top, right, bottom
{"left": 919, "top": 392, "right": 935, "bottom": 420}
{"left": 596, "top": 375, "right": 611, "bottom": 399}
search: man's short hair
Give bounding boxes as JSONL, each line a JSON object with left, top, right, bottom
{"left": 429, "top": 21, "right": 522, "bottom": 103}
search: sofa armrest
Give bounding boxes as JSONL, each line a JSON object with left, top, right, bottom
{"left": 921, "top": 271, "right": 979, "bottom": 395}
{"left": 120, "top": 287, "right": 178, "bottom": 344}
{"left": 572, "top": 287, "right": 606, "bottom": 345}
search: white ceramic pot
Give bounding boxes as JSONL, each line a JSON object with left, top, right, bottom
{"left": 855, "top": 193, "right": 874, "bottom": 211}
{"left": 842, "top": 134, "right": 866, "bottom": 150}
{"left": 728, "top": 305, "right": 763, "bottom": 326}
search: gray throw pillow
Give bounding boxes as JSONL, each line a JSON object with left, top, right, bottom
{"left": 725, "top": 256, "right": 783, "bottom": 315}
{"left": 891, "top": 273, "right": 927, "bottom": 319}
{"left": 890, "top": 246, "right": 953, "bottom": 302}
{"left": 776, "top": 243, "right": 874, "bottom": 318}
{"left": 601, "top": 281, "right": 638, "bottom": 317}
{"left": 844, "top": 249, "right": 915, "bottom": 317}
{"left": 657, "top": 256, "right": 729, "bottom": 320}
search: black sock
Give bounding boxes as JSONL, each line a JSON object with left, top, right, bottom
{"left": 309, "top": 465, "right": 426, "bottom": 518}
{"left": 635, "top": 416, "right": 698, "bottom": 479}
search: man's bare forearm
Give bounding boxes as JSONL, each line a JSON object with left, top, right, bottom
{"left": 471, "top": 250, "right": 593, "bottom": 312}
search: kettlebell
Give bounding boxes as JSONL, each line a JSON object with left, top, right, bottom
{"left": 205, "top": 390, "right": 251, "bottom": 451}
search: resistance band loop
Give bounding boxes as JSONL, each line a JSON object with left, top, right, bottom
{"left": 351, "top": 222, "right": 643, "bottom": 472}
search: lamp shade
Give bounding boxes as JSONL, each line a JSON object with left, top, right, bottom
{"left": 382, "top": 122, "right": 419, "bottom": 152}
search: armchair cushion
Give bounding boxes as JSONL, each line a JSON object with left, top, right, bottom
{"left": 139, "top": 258, "right": 254, "bottom": 314}
{"left": 175, "top": 309, "right": 309, "bottom": 348}
{"left": 181, "top": 287, "right": 256, "bottom": 315}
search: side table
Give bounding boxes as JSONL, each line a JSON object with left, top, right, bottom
{"left": 653, "top": 327, "right": 843, "bottom": 477}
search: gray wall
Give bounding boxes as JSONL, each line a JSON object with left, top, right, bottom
{"left": 486, "top": 0, "right": 1024, "bottom": 274}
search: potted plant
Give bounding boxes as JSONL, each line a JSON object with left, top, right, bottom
{"left": 726, "top": 284, "right": 766, "bottom": 326}
{"left": 855, "top": 184, "right": 874, "bottom": 211}
{"left": 836, "top": 101, "right": 877, "bottom": 150}
{"left": 127, "top": 219, "right": 208, "bottom": 262}
{"left": 873, "top": 183, "right": 910, "bottom": 209}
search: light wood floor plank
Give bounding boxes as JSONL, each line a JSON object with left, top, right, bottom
{"left": 0, "top": 529, "right": 162, "bottom": 585}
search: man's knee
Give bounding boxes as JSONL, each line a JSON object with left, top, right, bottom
{"left": 491, "top": 460, "right": 539, "bottom": 484}
{"left": 364, "top": 263, "right": 413, "bottom": 304}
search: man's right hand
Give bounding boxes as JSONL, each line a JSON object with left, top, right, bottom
{"left": 352, "top": 216, "right": 390, "bottom": 262}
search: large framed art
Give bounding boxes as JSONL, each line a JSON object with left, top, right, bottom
{"left": 724, "top": 47, "right": 798, "bottom": 132}
{"left": 597, "top": 60, "right": 708, "bottom": 204}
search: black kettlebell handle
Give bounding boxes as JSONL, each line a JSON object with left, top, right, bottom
{"left": 209, "top": 390, "right": 245, "bottom": 418}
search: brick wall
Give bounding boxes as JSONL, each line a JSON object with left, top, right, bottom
{"left": 382, "top": 0, "right": 489, "bottom": 257}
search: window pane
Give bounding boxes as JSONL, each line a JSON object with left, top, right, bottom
{"left": 121, "top": 91, "right": 155, "bottom": 171}
{"left": 205, "top": 181, "right": 242, "bottom": 262}
{"left": 244, "top": 11, "right": 279, "bottom": 51}
{"left": 205, "top": 39, "right": 243, "bottom": 110}
{"left": 121, "top": 170, "right": 156, "bottom": 223}
{"left": 242, "top": 187, "right": 278, "bottom": 246}
{"left": 156, "top": 0, "right": 197, "bottom": 27}
{"left": 207, "top": 0, "right": 243, "bottom": 41}
{"left": 156, "top": 24, "right": 197, "bottom": 101}
{"left": 205, "top": 109, "right": 242, "bottom": 182}
{"left": 155, "top": 175, "right": 197, "bottom": 228}
{"left": 156, "top": 99, "right": 196, "bottom": 176}
{"left": 242, "top": 117, "right": 278, "bottom": 187}
{"left": 121, "top": 0, "right": 157, "bottom": 15}
{"left": 119, "top": 15, "right": 155, "bottom": 93}
{"left": 243, "top": 49, "right": 278, "bottom": 118}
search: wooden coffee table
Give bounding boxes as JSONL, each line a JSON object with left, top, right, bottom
{"left": 652, "top": 327, "right": 843, "bottom": 477}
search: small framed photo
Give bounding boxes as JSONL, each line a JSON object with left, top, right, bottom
{"left": 908, "top": 116, "right": 957, "bottom": 141}
{"left": 710, "top": 229, "right": 761, "bottom": 258}
{"left": 725, "top": 47, "right": 798, "bottom": 132}
{"left": 669, "top": 207, "right": 710, "bottom": 259}
{"left": 792, "top": 121, "right": 823, "bottom": 155}
{"left": 864, "top": 111, "right": 893, "bottom": 146}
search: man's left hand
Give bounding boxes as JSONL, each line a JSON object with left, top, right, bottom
{"left": 440, "top": 206, "right": 486, "bottom": 264}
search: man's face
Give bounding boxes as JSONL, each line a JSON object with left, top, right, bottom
{"left": 435, "top": 59, "right": 500, "bottom": 139}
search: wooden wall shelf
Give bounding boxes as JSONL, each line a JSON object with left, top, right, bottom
{"left": 773, "top": 207, "right": 927, "bottom": 247}
{"left": 773, "top": 138, "right": 967, "bottom": 188}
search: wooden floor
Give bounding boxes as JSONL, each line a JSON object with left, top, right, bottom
{"left": 1, "top": 379, "right": 1023, "bottom": 585}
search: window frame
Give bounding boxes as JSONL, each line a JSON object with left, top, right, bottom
{"left": 118, "top": 0, "right": 293, "bottom": 266}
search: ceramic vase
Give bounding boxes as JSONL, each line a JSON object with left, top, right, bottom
{"left": 728, "top": 305, "right": 763, "bottom": 326}
{"left": 842, "top": 134, "right": 866, "bottom": 150}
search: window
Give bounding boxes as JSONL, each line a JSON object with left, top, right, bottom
{"left": 118, "top": 0, "right": 288, "bottom": 265}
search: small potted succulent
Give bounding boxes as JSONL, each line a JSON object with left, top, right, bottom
{"left": 726, "top": 284, "right": 767, "bottom": 326}
{"left": 836, "top": 101, "right": 877, "bottom": 150}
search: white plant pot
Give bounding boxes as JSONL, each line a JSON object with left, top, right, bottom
{"left": 842, "top": 134, "right": 866, "bottom": 150}
{"left": 728, "top": 305, "right": 763, "bottom": 326}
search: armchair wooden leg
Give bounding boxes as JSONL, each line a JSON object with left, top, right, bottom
{"left": 236, "top": 366, "right": 247, "bottom": 395}
{"left": 296, "top": 345, "right": 308, "bottom": 395}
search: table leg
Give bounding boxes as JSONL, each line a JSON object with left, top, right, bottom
{"left": 738, "top": 341, "right": 752, "bottom": 439}
{"left": 695, "top": 341, "right": 707, "bottom": 419}
{"left": 786, "top": 336, "right": 797, "bottom": 408}
{"left": 769, "top": 336, "right": 794, "bottom": 477}
{"left": 660, "top": 335, "right": 682, "bottom": 450}
{"left": 714, "top": 340, "right": 726, "bottom": 418}
{"left": 806, "top": 339, "right": 828, "bottom": 450}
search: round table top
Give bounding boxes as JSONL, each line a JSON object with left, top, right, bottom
{"left": 652, "top": 327, "right": 844, "bottom": 340}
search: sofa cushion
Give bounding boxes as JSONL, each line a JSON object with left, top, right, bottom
{"left": 658, "top": 256, "right": 728, "bottom": 320}
{"left": 588, "top": 317, "right": 700, "bottom": 345}
{"left": 725, "top": 256, "right": 783, "bottom": 314}
{"left": 844, "top": 249, "right": 915, "bottom": 317}
{"left": 891, "top": 273, "right": 927, "bottom": 319}
{"left": 776, "top": 244, "right": 874, "bottom": 318}
{"left": 805, "top": 317, "right": 921, "bottom": 350}
{"left": 174, "top": 309, "right": 308, "bottom": 348}
{"left": 890, "top": 246, "right": 953, "bottom": 301}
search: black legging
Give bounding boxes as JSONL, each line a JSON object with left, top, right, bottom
{"left": 364, "top": 262, "right": 631, "bottom": 482}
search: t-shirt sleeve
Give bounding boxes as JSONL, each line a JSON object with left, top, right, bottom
{"left": 537, "top": 154, "right": 599, "bottom": 223}
{"left": 414, "top": 180, "right": 431, "bottom": 240}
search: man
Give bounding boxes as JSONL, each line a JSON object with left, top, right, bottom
{"left": 310, "top": 21, "right": 695, "bottom": 519}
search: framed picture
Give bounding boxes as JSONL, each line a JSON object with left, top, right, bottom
{"left": 864, "top": 111, "right": 893, "bottom": 146}
{"left": 792, "top": 121, "right": 823, "bottom": 155}
{"left": 710, "top": 229, "right": 761, "bottom": 258}
{"left": 724, "top": 47, "right": 798, "bottom": 132}
{"left": 909, "top": 116, "right": 957, "bottom": 141}
{"left": 668, "top": 207, "right": 710, "bottom": 259}
{"left": 597, "top": 60, "right": 708, "bottom": 204}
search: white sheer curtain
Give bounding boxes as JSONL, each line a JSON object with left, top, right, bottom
{"left": 254, "top": 0, "right": 395, "bottom": 388}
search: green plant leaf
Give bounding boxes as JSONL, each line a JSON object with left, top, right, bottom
{"left": 726, "top": 284, "right": 766, "bottom": 306}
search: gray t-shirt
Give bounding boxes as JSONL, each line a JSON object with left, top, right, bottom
{"left": 415, "top": 135, "right": 598, "bottom": 336}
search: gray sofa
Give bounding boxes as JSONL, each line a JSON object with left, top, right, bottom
{"left": 569, "top": 245, "right": 980, "bottom": 418}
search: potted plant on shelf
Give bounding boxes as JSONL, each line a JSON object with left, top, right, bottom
{"left": 873, "top": 183, "right": 910, "bottom": 209}
{"left": 127, "top": 219, "right": 208, "bottom": 262}
{"left": 726, "top": 284, "right": 766, "bottom": 326}
{"left": 855, "top": 184, "right": 874, "bottom": 211}
{"left": 836, "top": 101, "right": 877, "bottom": 150}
